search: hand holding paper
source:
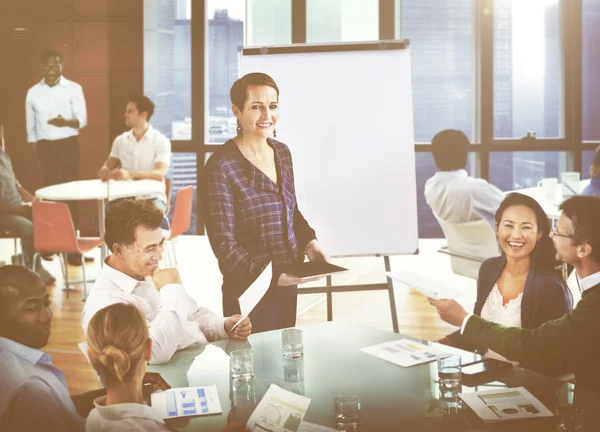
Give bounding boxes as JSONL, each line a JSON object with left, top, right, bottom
{"left": 387, "top": 270, "right": 463, "bottom": 300}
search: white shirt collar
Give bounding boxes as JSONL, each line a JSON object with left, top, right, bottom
{"left": 39, "top": 77, "right": 68, "bottom": 88}
{"left": 101, "top": 258, "right": 144, "bottom": 294}
{"left": 578, "top": 271, "right": 600, "bottom": 293}
{"left": 92, "top": 396, "right": 165, "bottom": 424}
{"left": 127, "top": 125, "right": 156, "bottom": 142}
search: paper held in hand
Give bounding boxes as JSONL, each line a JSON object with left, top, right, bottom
{"left": 229, "top": 262, "right": 272, "bottom": 333}
{"left": 151, "top": 385, "right": 222, "bottom": 419}
{"left": 361, "top": 338, "right": 447, "bottom": 367}
{"left": 459, "top": 387, "right": 554, "bottom": 422}
{"left": 386, "top": 270, "right": 463, "bottom": 300}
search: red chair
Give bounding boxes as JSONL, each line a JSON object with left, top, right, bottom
{"left": 32, "top": 201, "right": 104, "bottom": 299}
{"left": 163, "top": 186, "right": 193, "bottom": 266}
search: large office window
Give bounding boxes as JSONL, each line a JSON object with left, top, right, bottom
{"left": 247, "top": 0, "right": 292, "bottom": 46}
{"left": 489, "top": 152, "right": 567, "bottom": 191}
{"left": 144, "top": 0, "right": 191, "bottom": 140}
{"left": 401, "top": 0, "right": 475, "bottom": 143}
{"left": 306, "top": 0, "right": 379, "bottom": 43}
{"left": 583, "top": 0, "right": 600, "bottom": 141}
{"left": 493, "top": 0, "right": 562, "bottom": 139}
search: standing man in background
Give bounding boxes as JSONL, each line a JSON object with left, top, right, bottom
{"left": 26, "top": 49, "right": 89, "bottom": 266}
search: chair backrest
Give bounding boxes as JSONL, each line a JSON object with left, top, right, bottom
{"left": 32, "top": 201, "right": 80, "bottom": 254}
{"left": 437, "top": 218, "right": 500, "bottom": 279}
{"left": 170, "top": 186, "right": 194, "bottom": 238}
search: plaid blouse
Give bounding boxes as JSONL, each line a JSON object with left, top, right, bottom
{"left": 203, "top": 139, "right": 316, "bottom": 290}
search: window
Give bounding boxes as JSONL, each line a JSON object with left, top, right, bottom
{"left": 400, "top": 0, "right": 475, "bottom": 142}
{"left": 247, "top": 0, "right": 292, "bottom": 46}
{"left": 493, "top": 0, "right": 562, "bottom": 139}
{"left": 207, "top": 0, "right": 245, "bottom": 144}
{"left": 489, "top": 152, "right": 567, "bottom": 191}
{"left": 583, "top": 0, "right": 600, "bottom": 141}
{"left": 306, "top": 0, "right": 379, "bottom": 43}
{"left": 144, "top": 0, "right": 191, "bottom": 139}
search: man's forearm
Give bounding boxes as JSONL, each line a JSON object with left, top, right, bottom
{"left": 130, "top": 169, "right": 167, "bottom": 181}
{"left": 65, "top": 119, "right": 80, "bottom": 129}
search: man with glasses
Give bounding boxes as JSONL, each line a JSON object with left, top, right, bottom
{"left": 430, "top": 195, "right": 600, "bottom": 392}
{"left": 81, "top": 199, "right": 252, "bottom": 364}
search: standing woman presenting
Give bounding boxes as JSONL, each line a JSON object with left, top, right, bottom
{"left": 204, "top": 73, "right": 329, "bottom": 333}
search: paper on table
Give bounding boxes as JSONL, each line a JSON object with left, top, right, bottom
{"left": 230, "top": 262, "right": 272, "bottom": 332}
{"left": 247, "top": 384, "right": 311, "bottom": 432}
{"left": 361, "top": 338, "right": 447, "bottom": 367}
{"left": 459, "top": 387, "right": 554, "bottom": 422}
{"left": 151, "top": 385, "right": 222, "bottom": 419}
{"left": 298, "top": 421, "right": 337, "bottom": 432}
{"left": 386, "top": 270, "right": 463, "bottom": 300}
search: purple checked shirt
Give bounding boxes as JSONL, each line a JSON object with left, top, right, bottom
{"left": 204, "top": 139, "right": 316, "bottom": 296}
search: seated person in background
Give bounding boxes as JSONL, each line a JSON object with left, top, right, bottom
{"left": 97, "top": 95, "right": 170, "bottom": 213}
{"left": 440, "top": 193, "right": 572, "bottom": 375}
{"left": 0, "top": 266, "right": 83, "bottom": 432}
{"left": 86, "top": 303, "right": 170, "bottom": 432}
{"left": 81, "top": 199, "right": 252, "bottom": 364}
{"left": 430, "top": 196, "right": 600, "bottom": 392}
{"left": 0, "top": 123, "right": 55, "bottom": 285}
{"left": 582, "top": 144, "right": 600, "bottom": 196}
{"left": 425, "top": 129, "right": 505, "bottom": 227}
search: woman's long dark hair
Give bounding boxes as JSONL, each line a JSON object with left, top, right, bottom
{"left": 494, "top": 192, "right": 559, "bottom": 275}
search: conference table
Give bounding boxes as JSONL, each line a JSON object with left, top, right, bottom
{"left": 35, "top": 179, "right": 164, "bottom": 260}
{"left": 148, "top": 322, "right": 599, "bottom": 432}
{"left": 512, "top": 179, "right": 590, "bottom": 220}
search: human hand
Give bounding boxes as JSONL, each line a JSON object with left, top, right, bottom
{"left": 98, "top": 166, "right": 110, "bottom": 181}
{"left": 225, "top": 315, "right": 252, "bottom": 340}
{"left": 142, "top": 372, "right": 171, "bottom": 392}
{"left": 109, "top": 168, "right": 132, "bottom": 181}
{"left": 277, "top": 273, "right": 304, "bottom": 287}
{"left": 152, "top": 267, "right": 182, "bottom": 290}
{"left": 47, "top": 115, "right": 69, "bottom": 127}
{"left": 305, "top": 240, "right": 331, "bottom": 263}
{"left": 428, "top": 298, "right": 468, "bottom": 327}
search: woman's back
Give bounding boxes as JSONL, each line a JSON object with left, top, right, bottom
{"left": 86, "top": 397, "right": 169, "bottom": 432}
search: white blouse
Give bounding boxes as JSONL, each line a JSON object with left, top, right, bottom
{"left": 480, "top": 284, "right": 522, "bottom": 364}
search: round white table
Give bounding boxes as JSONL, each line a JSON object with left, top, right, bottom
{"left": 36, "top": 179, "right": 165, "bottom": 260}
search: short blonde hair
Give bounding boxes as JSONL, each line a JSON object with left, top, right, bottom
{"left": 591, "top": 144, "right": 600, "bottom": 178}
{"left": 86, "top": 303, "right": 149, "bottom": 384}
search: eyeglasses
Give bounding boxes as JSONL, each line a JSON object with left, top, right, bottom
{"left": 549, "top": 229, "right": 575, "bottom": 240}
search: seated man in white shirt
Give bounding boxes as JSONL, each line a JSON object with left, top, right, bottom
{"left": 81, "top": 199, "right": 252, "bottom": 364}
{"left": 424, "top": 129, "right": 504, "bottom": 227}
{"left": 98, "top": 95, "right": 170, "bottom": 213}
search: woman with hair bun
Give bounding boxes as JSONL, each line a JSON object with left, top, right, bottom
{"left": 85, "top": 303, "right": 170, "bottom": 431}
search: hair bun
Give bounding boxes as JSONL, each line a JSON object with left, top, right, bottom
{"left": 99, "top": 345, "right": 131, "bottom": 382}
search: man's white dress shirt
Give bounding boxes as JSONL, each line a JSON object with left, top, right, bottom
{"left": 26, "top": 77, "right": 87, "bottom": 143}
{"left": 81, "top": 261, "right": 228, "bottom": 364}
{"left": 424, "top": 169, "right": 505, "bottom": 227}
{"left": 109, "top": 126, "right": 171, "bottom": 202}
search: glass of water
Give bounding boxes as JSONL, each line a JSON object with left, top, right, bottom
{"left": 334, "top": 395, "right": 360, "bottom": 431}
{"left": 283, "top": 356, "right": 304, "bottom": 383}
{"left": 438, "top": 354, "right": 462, "bottom": 400}
{"left": 230, "top": 349, "right": 254, "bottom": 382}
{"left": 282, "top": 328, "right": 303, "bottom": 359}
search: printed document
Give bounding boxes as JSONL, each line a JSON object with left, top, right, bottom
{"left": 230, "top": 262, "right": 272, "bottom": 332}
{"left": 151, "top": 385, "right": 222, "bottom": 419}
{"left": 361, "top": 338, "right": 447, "bottom": 367}
{"left": 247, "top": 384, "right": 311, "bottom": 432}
{"left": 387, "top": 270, "right": 463, "bottom": 300}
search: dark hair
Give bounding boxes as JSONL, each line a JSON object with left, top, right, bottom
{"left": 41, "top": 49, "right": 63, "bottom": 64}
{"left": 431, "top": 129, "right": 469, "bottom": 171}
{"left": 590, "top": 144, "right": 600, "bottom": 178}
{"left": 495, "top": 193, "right": 559, "bottom": 272}
{"left": 104, "top": 199, "right": 163, "bottom": 252}
{"left": 129, "top": 95, "right": 155, "bottom": 122}
{"left": 230, "top": 73, "right": 279, "bottom": 110}
{"left": 559, "top": 195, "right": 600, "bottom": 263}
{"left": 0, "top": 266, "right": 44, "bottom": 314}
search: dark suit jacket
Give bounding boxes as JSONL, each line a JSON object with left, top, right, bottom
{"left": 448, "top": 255, "right": 573, "bottom": 375}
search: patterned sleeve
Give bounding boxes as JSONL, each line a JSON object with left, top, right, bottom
{"left": 203, "top": 158, "right": 265, "bottom": 284}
